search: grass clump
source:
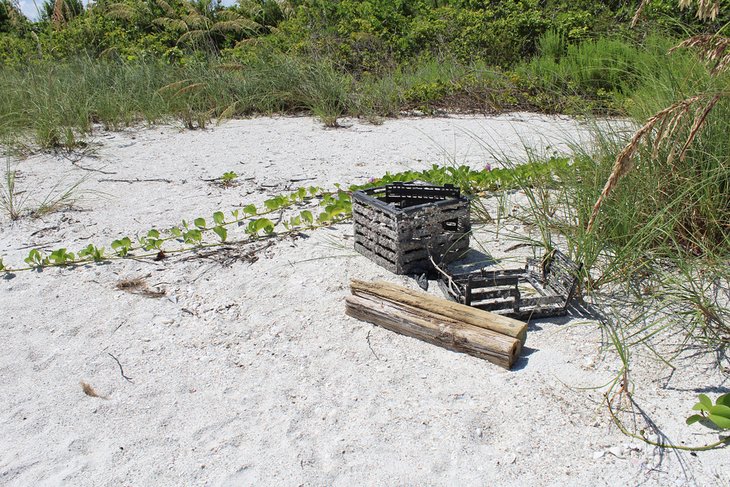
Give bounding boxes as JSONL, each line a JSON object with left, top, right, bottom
{"left": 490, "top": 33, "right": 730, "bottom": 382}
{"left": 0, "top": 54, "right": 357, "bottom": 145}
{"left": 515, "top": 33, "right": 693, "bottom": 113}
{"left": 0, "top": 53, "right": 567, "bottom": 148}
{"left": 0, "top": 161, "right": 26, "bottom": 220}
{"left": 0, "top": 159, "right": 89, "bottom": 220}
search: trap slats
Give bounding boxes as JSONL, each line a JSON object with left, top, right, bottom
{"left": 472, "top": 300, "right": 519, "bottom": 312}
{"left": 401, "top": 200, "right": 467, "bottom": 215}
{"left": 437, "top": 250, "right": 582, "bottom": 321}
{"left": 353, "top": 182, "right": 471, "bottom": 275}
{"left": 354, "top": 242, "right": 401, "bottom": 271}
{"left": 469, "top": 288, "right": 521, "bottom": 301}
{"left": 520, "top": 295, "right": 566, "bottom": 307}
{"left": 464, "top": 275, "right": 522, "bottom": 287}
{"left": 353, "top": 225, "right": 424, "bottom": 252}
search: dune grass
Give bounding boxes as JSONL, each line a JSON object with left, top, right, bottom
{"left": 0, "top": 54, "right": 358, "bottom": 147}
{"left": 1, "top": 41, "right": 648, "bottom": 150}
{"left": 475, "top": 38, "right": 730, "bottom": 401}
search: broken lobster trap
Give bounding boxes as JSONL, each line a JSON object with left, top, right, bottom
{"left": 436, "top": 250, "right": 582, "bottom": 320}
{"left": 352, "top": 182, "right": 470, "bottom": 275}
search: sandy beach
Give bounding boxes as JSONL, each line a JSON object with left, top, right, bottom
{"left": 1, "top": 114, "right": 727, "bottom": 486}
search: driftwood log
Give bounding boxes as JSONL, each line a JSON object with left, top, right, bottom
{"left": 346, "top": 280, "right": 528, "bottom": 369}
{"left": 350, "top": 280, "right": 527, "bottom": 342}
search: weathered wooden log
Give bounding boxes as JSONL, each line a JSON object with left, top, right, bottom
{"left": 350, "top": 279, "right": 528, "bottom": 344}
{"left": 345, "top": 293, "right": 521, "bottom": 369}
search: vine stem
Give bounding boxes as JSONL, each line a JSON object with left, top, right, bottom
{"left": 605, "top": 393, "right": 730, "bottom": 452}
{"left": 119, "top": 187, "right": 333, "bottom": 254}
{"left": 1, "top": 217, "right": 350, "bottom": 274}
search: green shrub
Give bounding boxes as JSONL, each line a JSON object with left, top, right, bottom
{"left": 515, "top": 33, "right": 690, "bottom": 112}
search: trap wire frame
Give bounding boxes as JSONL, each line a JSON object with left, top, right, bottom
{"left": 436, "top": 249, "right": 582, "bottom": 320}
{"left": 352, "top": 181, "right": 471, "bottom": 275}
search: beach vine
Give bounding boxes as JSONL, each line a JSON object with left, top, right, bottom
{"left": 0, "top": 158, "right": 572, "bottom": 275}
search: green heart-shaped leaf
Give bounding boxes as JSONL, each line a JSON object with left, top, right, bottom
{"left": 709, "top": 404, "right": 730, "bottom": 419}
{"left": 698, "top": 394, "right": 712, "bottom": 408}
{"left": 213, "top": 226, "right": 227, "bottom": 242}
{"left": 692, "top": 402, "right": 710, "bottom": 412}
{"left": 708, "top": 414, "right": 730, "bottom": 430}
{"left": 717, "top": 393, "right": 730, "bottom": 408}
{"left": 686, "top": 414, "right": 704, "bottom": 426}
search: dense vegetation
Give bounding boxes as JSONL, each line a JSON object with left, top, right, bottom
{"left": 0, "top": 1, "right": 727, "bottom": 288}
{"left": 1, "top": 0, "right": 727, "bottom": 64}
{"left": 0, "top": 1, "right": 727, "bottom": 145}
{"left": 0, "top": 4, "right": 727, "bottom": 285}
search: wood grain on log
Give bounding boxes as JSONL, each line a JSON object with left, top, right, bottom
{"left": 345, "top": 294, "right": 521, "bottom": 369}
{"left": 350, "top": 280, "right": 528, "bottom": 344}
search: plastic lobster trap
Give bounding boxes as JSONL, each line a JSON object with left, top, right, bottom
{"left": 352, "top": 182, "right": 470, "bottom": 275}
{"left": 436, "top": 249, "right": 582, "bottom": 320}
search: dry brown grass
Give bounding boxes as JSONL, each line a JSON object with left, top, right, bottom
{"left": 672, "top": 34, "right": 730, "bottom": 74}
{"left": 116, "top": 277, "right": 166, "bottom": 298}
{"left": 679, "top": 0, "right": 720, "bottom": 20}
{"left": 585, "top": 94, "right": 720, "bottom": 232}
{"left": 80, "top": 381, "right": 108, "bottom": 399}
{"left": 634, "top": 0, "right": 720, "bottom": 26}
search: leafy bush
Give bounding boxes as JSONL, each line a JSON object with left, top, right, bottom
{"left": 0, "top": 0, "right": 29, "bottom": 34}
{"left": 268, "top": 0, "right": 621, "bottom": 71}
{"left": 515, "top": 33, "right": 691, "bottom": 112}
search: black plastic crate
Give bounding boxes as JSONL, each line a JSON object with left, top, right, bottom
{"left": 352, "top": 182, "right": 470, "bottom": 275}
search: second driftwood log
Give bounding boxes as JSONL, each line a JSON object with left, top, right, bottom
{"left": 346, "top": 280, "right": 527, "bottom": 369}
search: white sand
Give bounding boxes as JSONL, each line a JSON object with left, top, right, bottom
{"left": 0, "top": 114, "right": 727, "bottom": 486}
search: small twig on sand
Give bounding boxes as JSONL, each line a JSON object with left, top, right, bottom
{"left": 108, "top": 352, "right": 134, "bottom": 383}
{"left": 272, "top": 210, "right": 285, "bottom": 226}
{"left": 15, "top": 240, "right": 63, "bottom": 250}
{"left": 98, "top": 178, "right": 172, "bottom": 184}
{"left": 71, "top": 161, "right": 117, "bottom": 175}
{"left": 504, "top": 243, "right": 533, "bottom": 252}
{"left": 182, "top": 240, "right": 275, "bottom": 266}
{"left": 366, "top": 330, "right": 380, "bottom": 360}
{"left": 289, "top": 176, "right": 317, "bottom": 183}
{"left": 29, "top": 226, "right": 60, "bottom": 237}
